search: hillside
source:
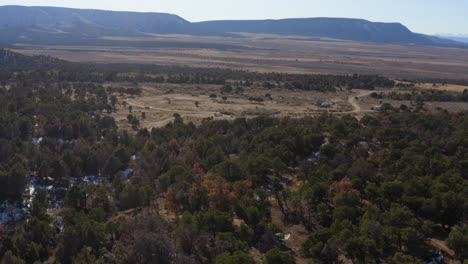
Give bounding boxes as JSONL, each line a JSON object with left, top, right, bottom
{"left": 0, "top": 48, "right": 61, "bottom": 65}
{"left": 436, "top": 35, "right": 468, "bottom": 44}
{"left": 195, "top": 18, "right": 465, "bottom": 47}
{"left": 0, "top": 5, "right": 223, "bottom": 45}
{"left": 0, "top": 5, "right": 465, "bottom": 48}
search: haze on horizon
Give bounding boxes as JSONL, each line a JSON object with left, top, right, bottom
{"left": 0, "top": 0, "right": 467, "bottom": 35}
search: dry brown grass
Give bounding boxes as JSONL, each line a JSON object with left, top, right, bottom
{"left": 11, "top": 33, "right": 468, "bottom": 80}
{"left": 109, "top": 81, "right": 467, "bottom": 130}
{"left": 416, "top": 83, "right": 468, "bottom": 92}
{"left": 358, "top": 87, "right": 468, "bottom": 113}
{"left": 110, "top": 82, "right": 355, "bottom": 129}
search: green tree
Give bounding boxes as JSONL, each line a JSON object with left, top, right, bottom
{"left": 197, "top": 209, "right": 233, "bottom": 236}
{"left": 216, "top": 251, "right": 255, "bottom": 264}
{"left": 50, "top": 159, "right": 67, "bottom": 181}
{"left": 30, "top": 189, "right": 49, "bottom": 220}
{"left": 65, "top": 185, "right": 88, "bottom": 211}
{"left": 265, "top": 248, "right": 293, "bottom": 264}
{"left": 447, "top": 225, "right": 468, "bottom": 260}
{"left": 302, "top": 228, "right": 337, "bottom": 262}
{"left": 216, "top": 160, "right": 245, "bottom": 182}
{"left": 119, "top": 184, "right": 154, "bottom": 210}
{"left": 387, "top": 252, "right": 423, "bottom": 264}
{"left": 71, "top": 247, "right": 96, "bottom": 264}
{"left": 0, "top": 251, "right": 25, "bottom": 264}
{"left": 5, "top": 162, "right": 29, "bottom": 199}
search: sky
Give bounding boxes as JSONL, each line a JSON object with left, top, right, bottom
{"left": 0, "top": 0, "right": 467, "bottom": 35}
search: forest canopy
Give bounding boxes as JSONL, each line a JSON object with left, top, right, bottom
{"left": 0, "top": 50, "right": 466, "bottom": 264}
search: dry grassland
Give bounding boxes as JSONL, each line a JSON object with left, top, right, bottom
{"left": 11, "top": 32, "right": 468, "bottom": 80}
{"left": 109, "top": 82, "right": 468, "bottom": 130}
{"left": 110, "top": 82, "right": 354, "bottom": 129}
{"left": 10, "top": 33, "right": 468, "bottom": 128}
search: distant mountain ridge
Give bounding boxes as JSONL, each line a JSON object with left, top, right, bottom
{"left": 195, "top": 18, "right": 464, "bottom": 47}
{"left": 0, "top": 5, "right": 222, "bottom": 45}
{"left": 0, "top": 5, "right": 202, "bottom": 34}
{"left": 0, "top": 5, "right": 465, "bottom": 48}
{"left": 436, "top": 35, "right": 468, "bottom": 44}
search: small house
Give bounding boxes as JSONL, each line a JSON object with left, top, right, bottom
{"left": 320, "top": 102, "right": 332, "bottom": 108}
{"left": 371, "top": 106, "right": 382, "bottom": 111}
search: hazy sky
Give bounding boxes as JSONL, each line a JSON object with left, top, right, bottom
{"left": 0, "top": 0, "right": 467, "bottom": 35}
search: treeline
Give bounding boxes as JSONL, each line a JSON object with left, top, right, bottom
{"left": 282, "top": 74, "right": 394, "bottom": 91}
{"left": 0, "top": 49, "right": 61, "bottom": 66}
{"left": 1, "top": 49, "right": 395, "bottom": 92}
{"left": 106, "top": 86, "right": 143, "bottom": 96}
{"left": 404, "top": 77, "right": 468, "bottom": 87}
{"left": 371, "top": 89, "right": 468, "bottom": 102}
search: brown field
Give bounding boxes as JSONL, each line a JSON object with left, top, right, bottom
{"left": 110, "top": 82, "right": 353, "bottom": 130}
{"left": 109, "top": 82, "right": 468, "bottom": 130}
{"left": 358, "top": 93, "right": 468, "bottom": 113}
{"left": 10, "top": 33, "right": 468, "bottom": 128}
{"left": 11, "top": 32, "right": 468, "bottom": 80}
{"left": 416, "top": 83, "right": 468, "bottom": 92}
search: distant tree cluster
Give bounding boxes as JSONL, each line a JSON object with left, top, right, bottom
{"left": 371, "top": 89, "right": 468, "bottom": 102}
{"left": 106, "top": 86, "right": 143, "bottom": 96}
{"left": 282, "top": 74, "right": 394, "bottom": 91}
{"left": 0, "top": 50, "right": 395, "bottom": 93}
{"left": 406, "top": 77, "right": 468, "bottom": 87}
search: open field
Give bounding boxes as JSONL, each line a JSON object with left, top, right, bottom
{"left": 11, "top": 32, "right": 468, "bottom": 80}
{"left": 110, "top": 82, "right": 352, "bottom": 130}
{"left": 358, "top": 93, "right": 468, "bottom": 113}
{"left": 109, "top": 82, "right": 468, "bottom": 130}
{"left": 416, "top": 83, "right": 468, "bottom": 92}
{"left": 9, "top": 33, "right": 468, "bottom": 129}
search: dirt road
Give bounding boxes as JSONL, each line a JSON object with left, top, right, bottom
{"left": 118, "top": 88, "right": 380, "bottom": 130}
{"left": 348, "top": 90, "right": 376, "bottom": 113}
{"left": 126, "top": 99, "right": 199, "bottom": 114}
